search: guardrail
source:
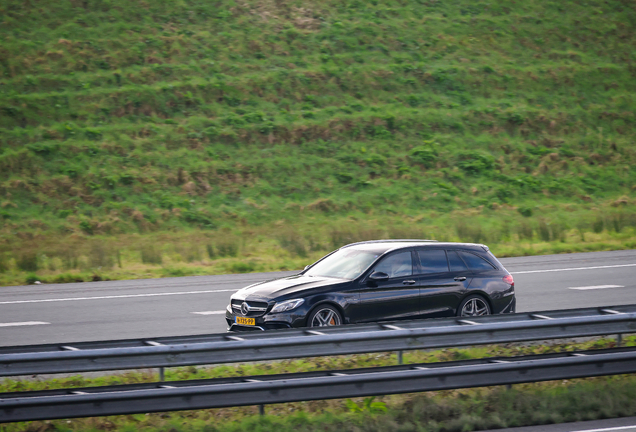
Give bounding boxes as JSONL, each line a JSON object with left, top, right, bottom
{"left": 2, "top": 346, "right": 636, "bottom": 423}
{"left": 1, "top": 305, "right": 635, "bottom": 377}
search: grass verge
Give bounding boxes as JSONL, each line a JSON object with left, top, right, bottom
{"left": 2, "top": 203, "right": 636, "bottom": 286}
{"left": 2, "top": 336, "right": 635, "bottom": 431}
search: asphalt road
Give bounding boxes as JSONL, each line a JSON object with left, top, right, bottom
{"left": 1, "top": 249, "right": 636, "bottom": 347}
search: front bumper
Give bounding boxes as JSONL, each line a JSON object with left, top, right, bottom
{"left": 228, "top": 322, "right": 292, "bottom": 331}
{"left": 225, "top": 305, "right": 307, "bottom": 331}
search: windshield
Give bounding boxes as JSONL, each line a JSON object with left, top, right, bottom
{"left": 305, "top": 248, "right": 380, "bottom": 280}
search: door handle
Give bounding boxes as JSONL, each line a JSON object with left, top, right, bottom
{"left": 454, "top": 276, "right": 467, "bottom": 281}
{"left": 402, "top": 280, "right": 416, "bottom": 285}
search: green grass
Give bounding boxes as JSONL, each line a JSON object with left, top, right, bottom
{"left": 2, "top": 205, "right": 636, "bottom": 286}
{"left": 1, "top": 0, "right": 635, "bottom": 284}
{"left": 2, "top": 336, "right": 635, "bottom": 431}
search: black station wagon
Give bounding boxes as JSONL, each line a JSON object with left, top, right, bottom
{"left": 226, "top": 240, "right": 516, "bottom": 331}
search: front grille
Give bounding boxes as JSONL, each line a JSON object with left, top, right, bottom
{"left": 231, "top": 299, "right": 268, "bottom": 309}
{"left": 231, "top": 299, "right": 269, "bottom": 317}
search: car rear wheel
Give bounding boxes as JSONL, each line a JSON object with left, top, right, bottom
{"left": 308, "top": 305, "right": 342, "bottom": 327}
{"left": 458, "top": 295, "right": 491, "bottom": 317}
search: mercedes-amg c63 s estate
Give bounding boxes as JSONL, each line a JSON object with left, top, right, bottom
{"left": 226, "top": 240, "right": 515, "bottom": 331}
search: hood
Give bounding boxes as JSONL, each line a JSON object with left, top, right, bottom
{"left": 232, "top": 275, "right": 347, "bottom": 301}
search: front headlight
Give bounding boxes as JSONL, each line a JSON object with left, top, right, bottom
{"left": 270, "top": 298, "right": 305, "bottom": 314}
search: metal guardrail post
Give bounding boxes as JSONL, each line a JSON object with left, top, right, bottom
{"left": 397, "top": 350, "right": 403, "bottom": 365}
{"left": 259, "top": 404, "right": 265, "bottom": 416}
{"left": 159, "top": 367, "right": 165, "bottom": 382}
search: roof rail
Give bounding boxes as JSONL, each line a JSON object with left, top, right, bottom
{"left": 341, "top": 239, "right": 438, "bottom": 248}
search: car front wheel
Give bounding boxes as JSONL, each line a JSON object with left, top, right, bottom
{"left": 308, "top": 305, "right": 342, "bottom": 327}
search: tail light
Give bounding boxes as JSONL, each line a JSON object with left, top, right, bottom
{"left": 503, "top": 274, "right": 514, "bottom": 286}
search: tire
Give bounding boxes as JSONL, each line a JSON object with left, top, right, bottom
{"left": 457, "top": 295, "right": 491, "bottom": 317}
{"left": 307, "top": 304, "right": 343, "bottom": 327}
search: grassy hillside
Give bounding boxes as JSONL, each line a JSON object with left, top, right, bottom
{"left": 1, "top": 0, "right": 635, "bottom": 284}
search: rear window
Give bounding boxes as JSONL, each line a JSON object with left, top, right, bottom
{"left": 447, "top": 250, "right": 468, "bottom": 272}
{"left": 459, "top": 251, "right": 496, "bottom": 271}
{"left": 417, "top": 249, "right": 449, "bottom": 274}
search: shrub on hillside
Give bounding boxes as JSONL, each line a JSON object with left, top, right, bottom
{"left": 457, "top": 151, "right": 495, "bottom": 175}
{"left": 0, "top": 254, "right": 8, "bottom": 273}
{"left": 17, "top": 253, "right": 38, "bottom": 272}
{"left": 230, "top": 261, "right": 256, "bottom": 273}
{"left": 409, "top": 145, "right": 438, "bottom": 168}
{"left": 216, "top": 239, "right": 239, "bottom": 257}
{"left": 140, "top": 246, "right": 162, "bottom": 265}
{"left": 277, "top": 229, "right": 308, "bottom": 258}
{"left": 88, "top": 244, "right": 114, "bottom": 269}
{"left": 181, "top": 210, "right": 215, "bottom": 229}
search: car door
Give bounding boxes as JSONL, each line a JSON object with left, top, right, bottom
{"left": 416, "top": 249, "right": 473, "bottom": 318}
{"left": 356, "top": 250, "right": 420, "bottom": 322}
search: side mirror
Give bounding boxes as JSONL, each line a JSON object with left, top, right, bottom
{"left": 367, "top": 272, "right": 389, "bottom": 286}
{"left": 369, "top": 272, "right": 389, "bottom": 281}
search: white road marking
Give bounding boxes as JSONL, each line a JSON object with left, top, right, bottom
{"left": 1, "top": 262, "right": 634, "bottom": 306}
{"left": 0, "top": 321, "right": 50, "bottom": 327}
{"left": 191, "top": 311, "right": 227, "bottom": 315}
{"left": 512, "top": 263, "right": 636, "bottom": 274}
{"left": 571, "top": 425, "right": 636, "bottom": 432}
{"left": 569, "top": 285, "right": 625, "bottom": 290}
{"left": 0, "top": 289, "right": 239, "bottom": 305}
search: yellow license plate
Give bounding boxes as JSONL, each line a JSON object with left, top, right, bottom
{"left": 235, "top": 316, "right": 255, "bottom": 326}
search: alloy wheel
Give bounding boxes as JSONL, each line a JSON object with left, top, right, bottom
{"left": 460, "top": 297, "right": 490, "bottom": 317}
{"left": 310, "top": 308, "right": 342, "bottom": 327}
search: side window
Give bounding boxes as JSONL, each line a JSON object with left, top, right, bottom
{"left": 417, "top": 249, "right": 449, "bottom": 274}
{"left": 373, "top": 251, "right": 413, "bottom": 278}
{"left": 459, "top": 251, "right": 496, "bottom": 271}
{"left": 447, "top": 250, "right": 468, "bottom": 272}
